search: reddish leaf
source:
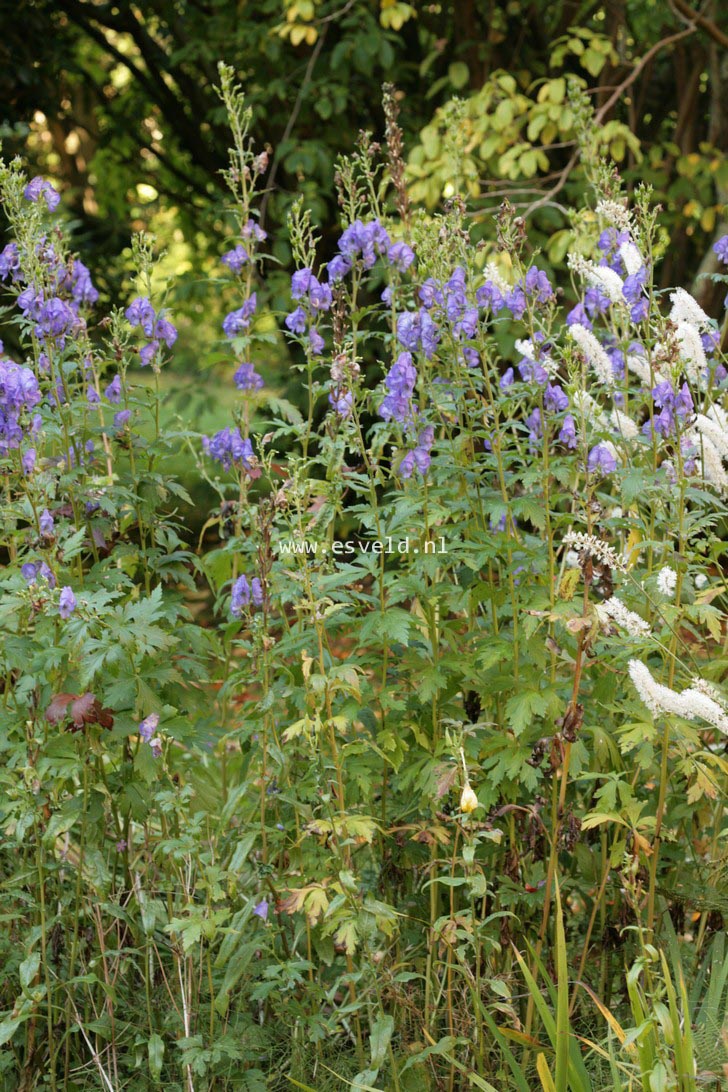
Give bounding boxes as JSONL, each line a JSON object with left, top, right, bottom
{"left": 70, "top": 693, "right": 97, "bottom": 727}
{"left": 45, "top": 693, "right": 76, "bottom": 724}
{"left": 96, "top": 704, "right": 114, "bottom": 730}
{"left": 46, "top": 691, "right": 114, "bottom": 731}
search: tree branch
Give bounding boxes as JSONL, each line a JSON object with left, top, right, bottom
{"left": 670, "top": 0, "right": 728, "bottom": 49}
{"left": 259, "top": 24, "right": 329, "bottom": 229}
{"left": 522, "top": 24, "right": 697, "bottom": 217}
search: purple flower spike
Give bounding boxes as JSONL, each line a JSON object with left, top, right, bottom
{"left": 242, "top": 219, "right": 266, "bottom": 242}
{"left": 566, "top": 302, "right": 592, "bottom": 330}
{"left": 309, "top": 328, "right": 324, "bottom": 355}
{"left": 284, "top": 307, "right": 307, "bottom": 335}
{"left": 587, "top": 443, "right": 617, "bottom": 475}
{"left": 327, "top": 254, "right": 351, "bottom": 282}
{"left": 476, "top": 280, "right": 506, "bottom": 313}
{"left": 337, "top": 218, "right": 391, "bottom": 269}
{"left": 233, "top": 362, "right": 264, "bottom": 391}
{"left": 39, "top": 509, "right": 54, "bottom": 537}
{"left": 0, "top": 243, "right": 20, "bottom": 281}
{"left": 202, "top": 428, "right": 257, "bottom": 474}
{"left": 713, "top": 235, "right": 728, "bottom": 265}
{"left": 291, "top": 268, "right": 315, "bottom": 299}
{"left": 399, "top": 424, "right": 434, "bottom": 479}
{"left": 329, "top": 389, "right": 353, "bottom": 417}
{"left": 253, "top": 898, "right": 269, "bottom": 921}
{"left": 139, "top": 713, "right": 160, "bottom": 742}
{"left": 155, "top": 314, "right": 177, "bottom": 348}
{"left": 58, "top": 586, "right": 77, "bottom": 619}
{"left": 524, "top": 266, "right": 554, "bottom": 302}
{"left": 505, "top": 285, "right": 527, "bottom": 319}
{"left": 559, "top": 414, "right": 577, "bottom": 449}
{"left": 223, "top": 295, "right": 257, "bottom": 338}
{"left": 24, "top": 177, "right": 61, "bottom": 211}
{"left": 139, "top": 341, "right": 159, "bottom": 367}
{"left": 69, "top": 260, "right": 99, "bottom": 305}
{"left": 105, "top": 375, "right": 122, "bottom": 403}
{"left": 500, "top": 367, "right": 514, "bottom": 390}
{"left": 308, "top": 279, "right": 332, "bottom": 313}
{"left": 526, "top": 407, "right": 542, "bottom": 448}
{"left": 545, "top": 384, "right": 568, "bottom": 413}
{"left": 379, "top": 351, "right": 417, "bottom": 425}
{"left": 388, "top": 241, "right": 415, "bottom": 271}
{"left": 396, "top": 309, "right": 440, "bottom": 359}
{"left": 222, "top": 244, "right": 249, "bottom": 273}
{"left": 125, "top": 297, "right": 156, "bottom": 334}
{"left": 231, "top": 574, "right": 251, "bottom": 615}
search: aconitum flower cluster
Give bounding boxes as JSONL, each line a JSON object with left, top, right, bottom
{"left": 646, "top": 380, "right": 693, "bottom": 437}
{"left": 58, "top": 586, "right": 77, "bottom": 620}
{"left": 588, "top": 441, "right": 618, "bottom": 476}
{"left": 126, "top": 296, "right": 177, "bottom": 365}
{"left": 396, "top": 309, "right": 440, "bottom": 360}
{"left": 387, "top": 241, "right": 415, "bottom": 272}
{"left": 515, "top": 336, "right": 554, "bottom": 384}
{"left": 559, "top": 414, "right": 577, "bottom": 448}
{"left": 399, "top": 424, "right": 434, "bottom": 479}
{"left": 234, "top": 362, "right": 264, "bottom": 392}
{"left": 230, "top": 573, "right": 264, "bottom": 616}
{"left": 203, "top": 427, "right": 257, "bottom": 474}
{"left": 14, "top": 252, "right": 99, "bottom": 312}
{"left": 64, "top": 260, "right": 99, "bottom": 306}
{"left": 0, "top": 354, "right": 42, "bottom": 454}
{"left": 222, "top": 245, "right": 249, "bottom": 273}
{"left": 22, "top": 560, "right": 55, "bottom": 588}
{"left": 39, "top": 509, "right": 54, "bottom": 537}
{"left": 223, "top": 295, "right": 257, "bottom": 340}
{"left": 24, "top": 176, "right": 61, "bottom": 211}
{"left": 139, "top": 713, "right": 163, "bottom": 757}
{"left": 328, "top": 219, "right": 391, "bottom": 280}
{"left": 286, "top": 267, "right": 331, "bottom": 355}
{"left": 291, "top": 268, "right": 332, "bottom": 313}
{"left": 105, "top": 375, "right": 122, "bottom": 403}
{"left": 379, "top": 352, "right": 417, "bottom": 426}
{"left": 14, "top": 280, "right": 80, "bottom": 347}
{"left": 417, "top": 266, "right": 479, "bottom": 348}
{"left": 1, "top": 201, "right": 100, "bottom": 351}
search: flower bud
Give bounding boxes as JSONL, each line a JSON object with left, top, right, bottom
{"left": 460, "top": 784, "right": 479, "bottom": 814}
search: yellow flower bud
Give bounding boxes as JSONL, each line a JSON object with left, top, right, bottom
{"left": 460, "top": 784, "right": 479, "bottom": 814}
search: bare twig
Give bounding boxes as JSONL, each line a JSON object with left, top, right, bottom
{"left": 592, "top": 25, "right": 697, "bottom": 128}
{"left": 68, "top": 998, "right": 115, "bottom": 1092}
{"left": 175, "top": 947, "right": 195, "bottom": 1092}
{"left": 259, "top": 26, "right": 329, "bottom": 230}
{"left": 670, "top": 0, "right": 728, "bottom": 48}
{"left": 521, "top": 24, "right": 697, "bottom": 218}
{"left": 317, "top": 0, "right": 357, "bottom": 25}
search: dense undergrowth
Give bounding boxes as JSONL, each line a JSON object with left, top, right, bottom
{"left": 1, "top": 65, "right": 728, "bottom": 1091}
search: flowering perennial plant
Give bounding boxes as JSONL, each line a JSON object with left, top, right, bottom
{"left": 1, "top": 66, "right": 728, "bottom": 1090}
